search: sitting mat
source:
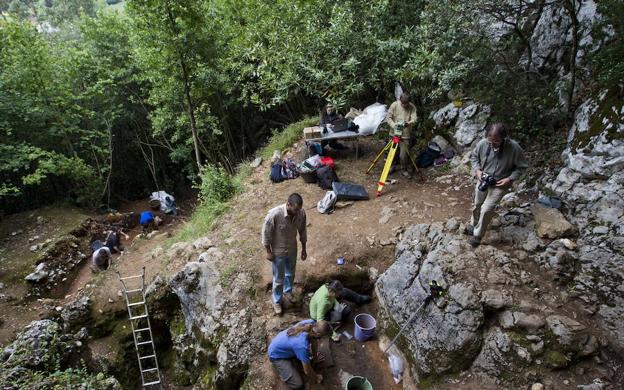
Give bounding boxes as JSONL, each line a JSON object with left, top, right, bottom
{"left": 332, "top": 182, "right": 369, "bottom": 200}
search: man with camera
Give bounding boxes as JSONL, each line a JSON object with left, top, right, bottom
{"left": 465, "top": 123, "right": 528, "bottom": 247}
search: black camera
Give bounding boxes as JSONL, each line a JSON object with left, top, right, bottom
{"left": 478, "top": 173, "right": 497, "bottom": 191}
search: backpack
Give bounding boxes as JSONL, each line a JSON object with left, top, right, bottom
{"left": 416, "top": 142, "right": 442, "bottom": 168}
{"left": 283, "top": 158, "right": 299, "bottom": 179}
{"left": 316, "top": 165, "right": 339, "bottom": 190}
{"left": 269, "top": 162, "right": 285, "bottom": 183}
{"left": 91, "top": 239, "right": 103, "bottom": 253}
{"left": 317, "top": 191, "right": 337, "bottom": 214}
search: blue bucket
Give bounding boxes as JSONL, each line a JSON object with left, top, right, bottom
{"left": 354, "top": 313, "right": 376, "bottom": 341}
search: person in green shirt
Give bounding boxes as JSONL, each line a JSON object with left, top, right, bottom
{"left": 309, "top": 280, "right": 371, "bottom": 323}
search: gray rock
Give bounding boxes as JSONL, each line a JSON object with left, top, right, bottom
{"left": 60, "top": 296, "right": 91, "bottom": 331}
{"left": 377, "top": 224, "right": 484, "bottom": 376}
{"left": 472, "top": 328, "right": 512, "bottom": 377}
{"left": 592, "top": 225, "right": 609, "bottom": 235}
{"left": 577, "top": 378, "right": 605, "bottom": 390}
{"left": 432, "top": 103, "right": 460, "bottom": 128}
{"left": 481, "top": 289, "right": 511, "bottom": 310}
{"left": 250, "top": 157, "right": 263, "bottom": 168}
{"left": 453, "top": 105, "right": 490, "bottom": 149}
{"left": 431, "top": 135, "right": 454, "bottom": 153}
{"left": 193, "top": 236, "right": 215, "bottom": 250}
{"left": 169, "top": 262, "right": 263, "bottom": 388}
{"left": 24, "top": 263, "right": 48, "bottom": 283}
{"left": 546, "top": 315, "right": 590, "bottom": 352}
{"left": 498, "top": 311, "right": 545, "bottom": 331}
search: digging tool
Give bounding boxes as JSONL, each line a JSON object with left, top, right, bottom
{"left": 383, "top": 280, "right": 445, "bottom": 354}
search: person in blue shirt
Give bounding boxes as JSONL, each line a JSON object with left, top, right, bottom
{"left": 139, "top": 211, "right": 157, "bottom": 233}
{"left": 268, "top": 320, "right": 330, "bottom": 389}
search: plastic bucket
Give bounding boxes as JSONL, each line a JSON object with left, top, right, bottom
{"left": 345, "top": 376, "right": 373, "bottom": 390}
{"left": 354, "top": 313, "right": 376, "bottom": 341}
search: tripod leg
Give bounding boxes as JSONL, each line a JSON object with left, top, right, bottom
{"left": 406, "top": 148, "right": 426, "bottom": 182}
{"left": 366, "top": 141, "right": 391, "bottom": 174}
{"left": 376, "top": 138, "right": 399, "bottom": 197}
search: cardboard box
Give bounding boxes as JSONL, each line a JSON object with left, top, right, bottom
{"left": 303, "top": 126, "right": 323, "bottom": 139}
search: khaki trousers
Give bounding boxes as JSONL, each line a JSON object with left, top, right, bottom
{"left": 399, "top": 138, "right": 412, "bottom": 172}
{"left": 470, "top": 183, "right": 510, "bottom": 238}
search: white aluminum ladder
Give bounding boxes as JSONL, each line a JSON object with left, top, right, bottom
{"left": 118, "top": 266, "right": 162, "bottom": 388}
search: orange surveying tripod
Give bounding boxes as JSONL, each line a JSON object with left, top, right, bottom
{"left": 365, "top": 135, "right": 425, "bottom": 197}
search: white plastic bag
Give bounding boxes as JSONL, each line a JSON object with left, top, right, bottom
{"left": 353, "top": 102, "right": 387, "bottom": 136}
{"left": 388, "top": 352, "right": 404, "bottom": 384}
{"left": 317, "top": 191, "right": 337, "bottom": 214}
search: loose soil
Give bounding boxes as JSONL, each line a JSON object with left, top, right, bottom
{"left": 3, "top": 136, "right": 616, "bottom": 389}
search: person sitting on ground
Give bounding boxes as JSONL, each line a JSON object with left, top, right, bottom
{"left": 104, "top": 228, "right": 129, "bottom": 253}
{"left": 319, "top": 103, "right": 347, "bottom": 151}
{"left": 91, "top": 245, "right": 112, "bottom": 272}
{"left": 309, "top": 280, "right": 371, "bottom": 324}
{"left": 139, "top": 211, "right": 158, "bottom": 233}
{"left": 386, "top": 92, "right": 418, "bottom": 178}
{"left": 268, "top": 320, "right": 330, "bottom": 389}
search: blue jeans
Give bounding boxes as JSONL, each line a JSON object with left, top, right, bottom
{"left": 272, "top": 255, "right": 296, "bottom": 304}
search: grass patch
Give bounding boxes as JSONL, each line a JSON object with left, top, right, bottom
{"left": 219, "top": 260, "right": 241, "bottom": 287}
{"left": 169, "top": 117, "right": 315, "bottom": 245}
{"left": 169, "top": 201, "right": 229, "bottom": 245}
{"left": 260, "top": 117, "right": 317, "bottom": 160}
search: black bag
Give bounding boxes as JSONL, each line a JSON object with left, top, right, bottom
{"left": 332, "top": 182, "right": 369, "bottom": 200}
{"left": 316, "top": 165, "right": 339, "bottom": 190}
{"left": 416, "top": 142, "right": 442, "bottom": 168}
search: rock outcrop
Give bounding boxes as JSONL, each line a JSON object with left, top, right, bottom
{"left": 0, "top": 319, "right": 119, "bottom": 389}
{"left": 543, "top": 89, "right": 624, "bottom": 348}
{"left": 145, "top": 247, "right": 263, "bottom": 389}
{"left": 376, "top": 221, "right": 604, "bottom": 385}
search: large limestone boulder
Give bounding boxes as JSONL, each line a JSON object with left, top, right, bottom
{"left": 376, "top": 223, "right": 485, "bottom": 376}
{"left": 166, "top": 261, "right": 263, "bottom": 389}
{"left": 532, "top": 205, "right": 577, "bottom": 238}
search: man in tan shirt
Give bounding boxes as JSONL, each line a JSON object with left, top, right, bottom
{"left": 262, "top": 193, "right": 307, "bottom": 314}
{"left": 386, "top": 93, "right": 418, "bottom": 177}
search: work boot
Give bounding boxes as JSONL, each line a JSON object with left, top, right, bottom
{"left": 463, "top": 225, "right": 474, "bottom": 236}
{"left": 272, "top": 302, "right": 283, "bottom": 315}
{"left": 358, "top": 294, "right": 372, "bottom": 304}
{"left": 283, "top": 292, "right": 295, "bottom": 304}
{"left": 469, "top": 236, "right": 481, "bottom": 248}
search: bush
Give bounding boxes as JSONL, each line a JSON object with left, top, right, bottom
{"left": 195, "top": 164, "right": 237, "bottom": 203}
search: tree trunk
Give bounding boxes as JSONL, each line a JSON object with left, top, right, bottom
{"left": 164, "top": 0, "right": 202, "bottom": 171}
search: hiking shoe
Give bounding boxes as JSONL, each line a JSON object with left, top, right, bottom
{"left": 283, "top": 292, "right": 295, "bottom": 303}
{"left": 359, "top": 295, "right": 372, "bottom": 304}
{"left": 272, "top": 302, "right": 283, "bottom": 315}
{"left": 463, "top": 225, "right": 474, "bottom": 236}
{"left": 469, "top": 236, "right": 481, "bottom": 248}
{"left": 401, "top": 171, "right": 412, "bottom": 178}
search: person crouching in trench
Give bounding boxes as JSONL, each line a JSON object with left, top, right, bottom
{"left": 268, "top": 320, "right": 330, "bottom": 389}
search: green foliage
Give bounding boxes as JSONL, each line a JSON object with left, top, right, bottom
{"left": 195, "top": 164, "right": 237, "bottom": 204}
{"left": 260, "top": 117, "right": 317, "bottom": 159}
{"left": 592, "top": 0, "right": 624, "bottom": 87}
